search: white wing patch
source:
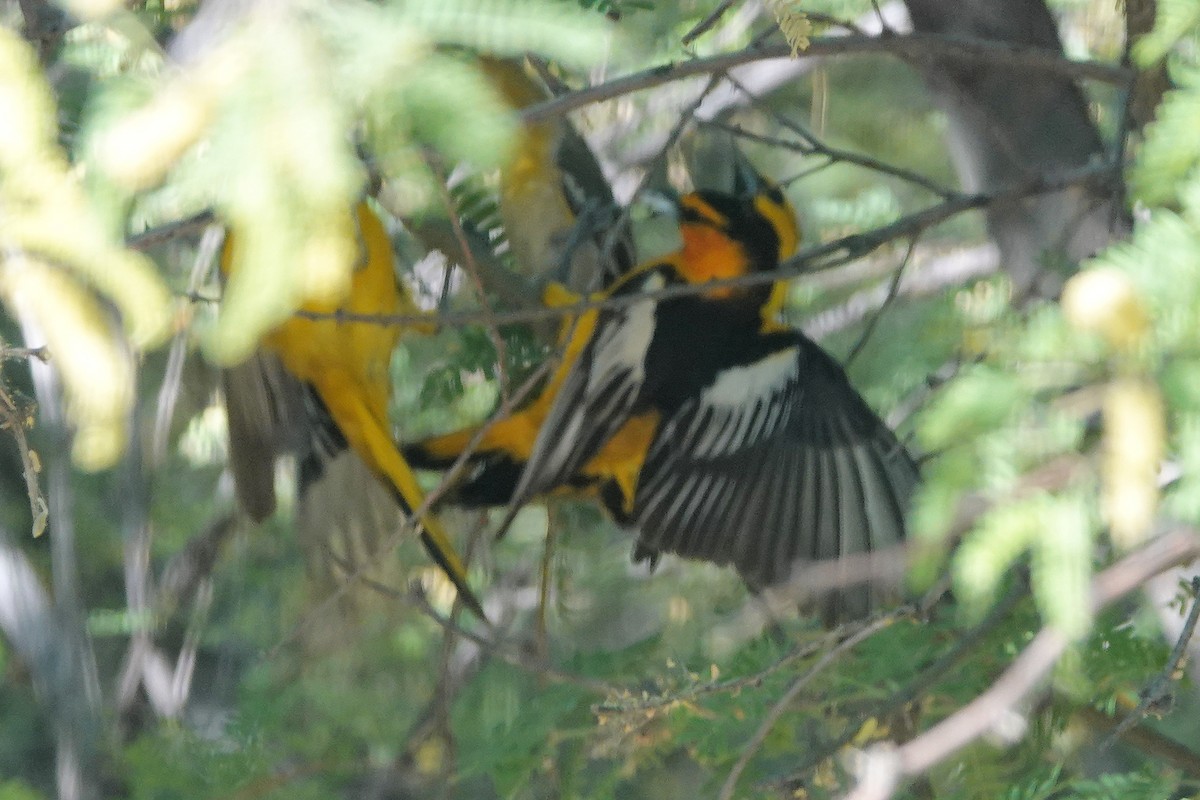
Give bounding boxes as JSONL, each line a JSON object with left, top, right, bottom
{"left": 702, "top": 348, "right": 798, "bottom": 408}
{"left": 511, "top": 271, "right": 665, "bottom": 500}
{"left": 586, "top": 274, "right": 661, "bottom": 390}
{"left": 689, "top": 347, "right": 798, "bottom": 458}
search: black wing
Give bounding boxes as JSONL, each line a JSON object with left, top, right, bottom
{"left": 629, "top": 335, "right": 918, "bottom": 620}
{"left": 508, "top": 268, "right": 666, "bottom": 504}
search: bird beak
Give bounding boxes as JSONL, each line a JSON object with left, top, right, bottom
{"left": 731, "top": 154, "right": 769, "bottom": 197}
{"left": 644, "top": 188, "right": 681, "bottom": 218}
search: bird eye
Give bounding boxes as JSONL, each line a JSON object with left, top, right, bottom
{"left": 678, "top": 195, "right": 728, "bottom": 229}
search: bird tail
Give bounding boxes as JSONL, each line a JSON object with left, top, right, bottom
{"left": 344, "top": 402, "right": 487, "bottom": 621}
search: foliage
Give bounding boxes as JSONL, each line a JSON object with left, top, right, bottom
{"left": 2, "top": 1, "right": 1200, "bottom": 800}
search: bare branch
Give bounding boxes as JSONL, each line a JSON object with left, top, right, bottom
{"left": 1100, "top": 575, "right": 1200, "bottom": 750}
{"left": 681, "top": 0, "right": 743, "bottom": 46}
{"left": 521, "top": 35, "right": 1130, "bottom": 126}
{"left": 273, "top": 161, "right": 1112, "bottom": 332}
{"left": 840, "top": 527, "right": 1200, "bottom": 800}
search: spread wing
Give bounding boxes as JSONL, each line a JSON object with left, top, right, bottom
{"left": 509, "top": 269, "right": 666, "bottom": 505}
{"left": 629, "top": 336, "right": 919, "bottom": 620}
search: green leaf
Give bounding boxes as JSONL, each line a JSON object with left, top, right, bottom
{"left": 396, "top": 53, "right": 519, "bottom": 166}
{"left": 1132, "top": 0, "right": 1200, "bottom": 64}
{"left": 1030, "top": 490, "right": 1095, "bottom": 639}
{"left": 917, "top": 365, "right": 1025, "bottom": 452}
{"left": 1064, "top": 768, "right": 1182, "bottom": 800}
{"left": 953, "top": 495, "right": 1042, "bottom": 617}
{"left": 402, "top": 0, "right": 618, "bottom": 66}
{"left": 1130, "top": 66, "right": 1200, "bottom": 205}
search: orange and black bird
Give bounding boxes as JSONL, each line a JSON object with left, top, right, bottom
{"left": 406, "top": 167, "right": 919, "bottom": 619}
{"left": 221, "top": 202, "right": 485, "bottom": 620}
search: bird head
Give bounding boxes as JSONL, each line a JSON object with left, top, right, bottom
{"left": 674, "top": 165, "right": 800, "bottom": 286}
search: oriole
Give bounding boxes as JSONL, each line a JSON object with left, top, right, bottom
{"left": 483, "top": 56, "right": 635, "bottom": 293}
{"left": 406, "top": 169, "right": 919, "bottom": 619}
{"left": 221, "top": 202, "right": 485, "bottom": 620}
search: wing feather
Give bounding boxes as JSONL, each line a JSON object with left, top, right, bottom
{"left": 628, "top": 335, "right": 919, "bottom": 619}
{"left": 511, "top": 271, "right": 663, "bottom": 503}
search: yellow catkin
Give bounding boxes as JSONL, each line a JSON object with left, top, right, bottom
{"left": 1102, "top": 379, "right": 1164, "bottom": 550}
{"left": 1061, "top": 267, "right": 1149, "bottom": 351}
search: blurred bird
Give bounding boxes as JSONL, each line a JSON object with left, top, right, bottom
{"left": 482, "top": 56, "right": 636, "bottom": 293}
{"left": 406, "top": 166, "right": 919, "bottom": 620}
{"left": 221, "top": 202, "right": 484, "bottom": 621}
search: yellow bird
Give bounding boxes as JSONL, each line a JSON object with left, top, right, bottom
{"left": 483, "top": 56, "right": 635, "bottom": 293}
{"left": 221, "top": 202, "right": 484, "bottom": 620}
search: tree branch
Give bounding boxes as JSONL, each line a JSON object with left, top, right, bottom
{"left": 277, "top": 161, "right": 1113, "bottom": 331}
{"left": 521, "top": 34, "right": 1131, "bottom": 126}
{"left": 719, "top": 614, "right": 898, "bottom": 800}
{"left": 1100, "top": 575, "right": 1200, "bottom": 750}
{"left": 840, "top": 527, "right": 1200, "bottom": 800}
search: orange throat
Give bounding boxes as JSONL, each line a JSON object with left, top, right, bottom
{"left": 677, "top": 225, "right": 751, "bottom": 298}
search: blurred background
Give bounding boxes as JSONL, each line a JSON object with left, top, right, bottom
{"left": 1, "top": 0, "right": 1200, "bottom": 798}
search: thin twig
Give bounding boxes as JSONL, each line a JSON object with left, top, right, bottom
{"left": 840, "top": 528, "right": 1200, "bottom": 800}
{"left": 804, "top": 244, "right": 999, "bottom": 342}
{"left": 1101, "top": 575, "right": 1200, "bottom": 749}
{"left": 126, "top": 212, "right": 215, "bottom": 252}
{"left": 521, "top": 35, "right": 1131, "bottom": 126}
{"left": 708, "top": 120, "right": 954, "bottom": 197}
{"left": 267, "top": 360, "right": 554, "bottom": 657}
{"left": 363, "top": 579, "right": 617, "bottom": 693}
{"left": 596, "top": 608, "right": 913, "bottom": 715}
{"left": 778, "top": 582, "right": 1026, "bottom": 793}
{"left": 433, "top": 171, "right": 512, "bottom": 401}
{"left": 719, "top": 614, "right": 898, "bottom": 800}
{"left": 681, "top": 0, "right": 743, "bottom": 46}
{"left": 713, "top": 66, "right": 954, "bottom": 197}
{"left": 0, "top": 376, "right": 48, "bottom": 537}
{"left": 151, "top": 224, "right": 223, "bottom": 464}
{"left": 845, "top": 235, "right": 918, "bottom": 367}
{"left": 278, "top": 162, "right": 1114, "bottom": 331}
{"left": 1074, "top": 704, "right": 1200, "bottom": 778}
{"left": 805, "top": 11, "right": 868, "bottom": 36}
